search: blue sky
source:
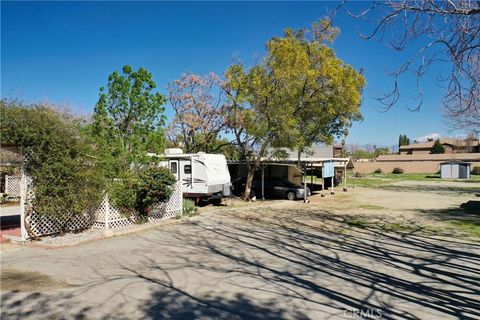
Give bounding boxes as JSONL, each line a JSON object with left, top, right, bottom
{"left": 1, "top": 1, "right": 461, "bottom": 146}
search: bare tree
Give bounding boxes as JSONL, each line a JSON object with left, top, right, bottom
{"left": 167, "top": 73, "right": 228, "bottom": 153}
{"left": 342, "top": 1, "right": 480, "bottom": 131}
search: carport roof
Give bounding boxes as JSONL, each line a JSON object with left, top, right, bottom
{"left": 228, "top": 157, "right": 353, "bottom": 168}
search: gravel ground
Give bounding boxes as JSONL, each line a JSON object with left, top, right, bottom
{"left": 1, "top": 201, "right": 479, "bottom": 320}
{"left": 34, "top": 228, "right": 105, "bottom": 247}
{"left": 1, "top": 179, "right": 478, "bottom": 319}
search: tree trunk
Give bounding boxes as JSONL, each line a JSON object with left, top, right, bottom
{"left": 243, "top": 164, "right": 256, "bottom": 200}
{"left": 297, "top": 149, "right": 302, "bottom": 168}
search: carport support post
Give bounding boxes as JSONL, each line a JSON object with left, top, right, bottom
{"left": 331, "top": 176, "right": 335, "bottom": 195}
{"left": 310, "top": 162, "right": 314, "bottom": 189}
{"left": 19, "top": 151, "right": 27, "bottom": 241}
{"left": 105, "top": 194, "right": 110, "bottom": 230}
{"left": 321, "top": 177, "right": 325, "bottom": 197}
{"left": 261, "top": 165, "right": 265, "bottom": 201}
{"left": 303, "top": 164, "right": 308, "bottom": 203}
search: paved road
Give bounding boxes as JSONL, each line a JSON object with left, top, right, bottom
{"left": 1, "top": 204, "right": 479, "bottom": 320}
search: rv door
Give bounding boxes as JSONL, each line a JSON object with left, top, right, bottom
{"left": 169, "top": 160, "right": 179, "bottom": 180}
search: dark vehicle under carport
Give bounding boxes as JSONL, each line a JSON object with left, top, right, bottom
{"left": 251, "top": 178, "right": 311, "bottom": 200}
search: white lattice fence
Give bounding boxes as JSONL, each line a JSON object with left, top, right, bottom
{"left": 93, "top": 181, "right": 183, "bottom": 229}
{"left": 5, "top": 175, "right": 21, "bottom": 198}
{"left": 148, "top": 181, "right": 183, "bottom": 221}
{"left": 21, "top": 174, "right": 183, "bottom": 238}
{"left": 22, "top": 175, "right": 95, "bottom": 238}
{"left": 26, "top": 211, "right": 95, "bottom": 237}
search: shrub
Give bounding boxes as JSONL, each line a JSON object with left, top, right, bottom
{"left": 1, "top": 100, "right": 104, "bottom": 221}
{"left": 135, "top": 167, "right": 176, "bottom": 216}
{"left": 431, "top": 139, "right": 445, "bottom": 154}
{"left": 352, "top": 171, "right": 365, "bottom": 178}
{"left": 472, "top": 166, "right": 480, "bottom": 175}
{"left": 177, "top": 199, "right": 197, "bottom": 218}
{"left": 110, "top": 167, "right": 176, "bottom": 218}
{"left": 373, "top": 168, "right": 383, "bottom": 174}
{"left": 392, "top": 167, "right": 404, "bottom": 174}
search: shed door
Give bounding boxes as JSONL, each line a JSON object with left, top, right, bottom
{"left": 458, "top": 164, "right": 467, "bottom": 179}
{"left": 441, "top": 164, "right": 451, "bottom": 179}
{"left": 451, "top": 164, "right": 459, "bottom": 179}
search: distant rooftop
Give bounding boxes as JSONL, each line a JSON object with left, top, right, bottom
{"left": 377, "top": 153, "right": 480, "bottom": 162}
{"left": 399, "top": 138, "right": 479, "bottom": 150}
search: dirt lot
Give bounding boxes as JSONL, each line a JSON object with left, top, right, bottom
{"left": 1, "top": 179, "right": 479, "bottom": 319}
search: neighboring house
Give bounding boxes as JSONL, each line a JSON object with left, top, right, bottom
{"left": 333, "top": 144, "right": 343, "bottom": 158}
{"left": 399, "top": 138, "right": 480, "bottom": 155}
{"left": 0, "top": 144, "right": 22, "bottom": 194}
{"left": 354, "top": 153, "right": 480, "bottom": 174}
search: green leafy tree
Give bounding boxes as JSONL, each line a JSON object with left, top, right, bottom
{"left": 90, "top": 66, "right": 175, "bottom": 216}
{"left": 374, "top": 147, "right": 390, "bottom": 157}
{"left": 268, "top": 20, "right": 364, "bottom": 162}
{"left": 398, "top": 134, "right": 410, "bottom": 147}
{"left": 91, "top": 65, "right": 166, "bottom": 178}
{"left": 224, "top": 20, "right": 365, "bottom": 199}
{"left": 0, "top": 99, "right": 103, "bottom": 228}
{"left": 431, "top": 139, "right": 445, "bottom": 154}
{"left": 224, "top": 63, "right": 293, "bottom": 199}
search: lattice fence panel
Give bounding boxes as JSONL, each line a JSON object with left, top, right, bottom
{"left": 23, "top": 176, "right": 96, "bottom": 238}
{"left": 26, "top": 211, "right": 95, "bottom": 237}
{"left": 22, "top": 178, "right": 183, "bottom": 238}
{"left": 5, "top": 175, "right": 21, "bottom": 198}
{"left": 148, "top": 181, "right": 183, "bottom": 221}
{"left": 94, "top": 181, "right": 183, "bottom": 229}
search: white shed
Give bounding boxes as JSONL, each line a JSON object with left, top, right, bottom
{"left": 440, "top": 160, "right": 471, "bottom": 179}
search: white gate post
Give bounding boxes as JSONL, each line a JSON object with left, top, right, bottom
{"left": 19, "top": 151, "right": 28, "bottom": 241}
{"left": 105, "top": 194, "right": 110, "bottom": 230}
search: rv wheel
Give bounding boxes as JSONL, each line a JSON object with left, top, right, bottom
{"left": 286, "top": 191, "right": 296, "bottom": 201}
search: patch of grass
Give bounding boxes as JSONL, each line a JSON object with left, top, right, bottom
{"left": 348, "top": 177, "right": 388, "bottom": 188}
{"left": 343, "top": 216, "right": 370, "bottom": 228}
{"left": 176, "top": 199, "right": 198, "bottom": 219}
{"left": 382, "top": 222, "right": 420, "bottom": 233}
{"left": 357, "top": 204, "right": 384, "bottom": 210}
{"left": 348, "top": 172, "right": 480, "bottom": 188}
{"left": 449, "top": 221, "right": 480, "bottom": 239}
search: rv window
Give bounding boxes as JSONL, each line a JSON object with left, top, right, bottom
{"left": 170, "top": 162, "right": 177, "bottom": 174}
{"left": 184, "top": 165, "right": 191, "bottom": 174}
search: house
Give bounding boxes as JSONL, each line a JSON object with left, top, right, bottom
{"left": 0, "top": 144, "right": 22, "bottom": 195}
{"left": 333, "top": 144, "right": 344, "bottom": 158}
{"left": 354, "top": 153, "right": 480, "bottom": 174}
{"left": 400, "top": 138, "right": 480, "bottom": 155}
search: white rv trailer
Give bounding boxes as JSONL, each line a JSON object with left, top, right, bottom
{"left": 161, "top": 149, "right": 232, "bottom": 200}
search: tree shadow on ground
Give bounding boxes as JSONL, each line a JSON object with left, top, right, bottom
{"left": 417, "top": 200, "right": 480, "bottom": 221}
{"left": 2, "top": 207, "right": 480, "bottom": 319}
{"left": 132, "top": 210, "right": 480, "bottom": 319}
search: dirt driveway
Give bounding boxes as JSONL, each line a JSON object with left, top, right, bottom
{"left": 1, "top": 181, "right": 480, "bottom": 320}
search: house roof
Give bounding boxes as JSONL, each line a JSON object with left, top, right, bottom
{"left": 399, "top": 138, "right": 479, "bottom": 150}
{"left": 376, "top": 153, "right": 480, "bottom": 162}
{"left": 277, "top": 145, "right": 333, "bottom": 160}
